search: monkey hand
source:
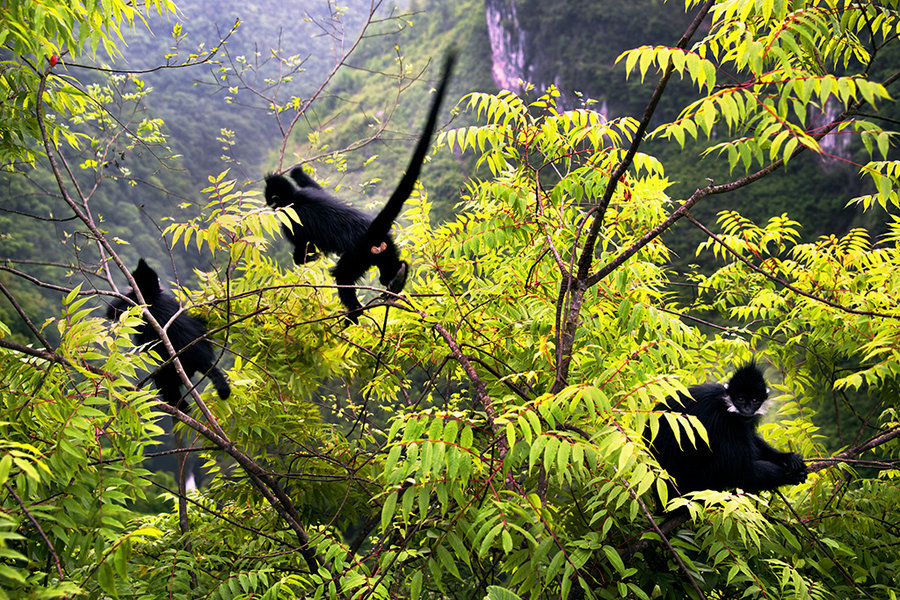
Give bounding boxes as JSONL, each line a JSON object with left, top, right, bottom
{"left": 370, "top": 241, "right": 388, "bottom": 255}
{"left": 385, "top": 261, "right": 408, "bottom": 294}
{"left": 785, "top": 453, "right": 808, "bottom": 484}
{"left": 341, "top": 309, "right": 362, "bottom": 328}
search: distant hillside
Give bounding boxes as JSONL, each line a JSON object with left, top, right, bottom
{"left": 477, "top": 0, "right": 895, "bottom": 255}
{"left": 269, "top": 0, "right": 495, "bottom": 224}
{"left": 5, "top": 0, "right": 894, "bottom": 341}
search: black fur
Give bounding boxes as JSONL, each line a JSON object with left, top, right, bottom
{"left": 649, "top": 363, "right": 806, "bottom": 499}
{"left": 265, "top": 51, "right": 456, "bottom": 323}
{"left": 106, "top": 259, "right": 230, "bottom": 409}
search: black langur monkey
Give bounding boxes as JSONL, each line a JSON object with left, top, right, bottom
{"left": 106, "top": 258, "right": 230, "bottom": 409}
{"left": 264, "top": 51, "right": 456, "bottom": 324}
{"left": 648, "top": 363, "right": 807, "bottom": 500}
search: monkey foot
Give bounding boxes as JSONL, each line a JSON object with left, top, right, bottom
{"left": 386, "top": 261, "right": 408, "bottom": 294}
{"left": 341, "top": 309, "right": 362, "bottom": 327}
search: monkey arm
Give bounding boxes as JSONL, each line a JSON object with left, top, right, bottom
{"left": 754, "top": 436, "right": 806, "bottom": 471}
{"left": 751, "top": 436, "right": 807, "bottom": 488}
{"left": 742, "top": 458, "right": 805, "bottom": 492}
{"left": 283, "top": 224, "right": 319, "bottom": 265}
{"left": 753, "top": 435, "right": 799, "bottom": 464}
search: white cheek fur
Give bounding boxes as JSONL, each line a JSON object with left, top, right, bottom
{"left": 724, "top": 394, "right": 769, "bottom": 415}
{"left": 724, "top": 394, "right": 740, "bottom": 414}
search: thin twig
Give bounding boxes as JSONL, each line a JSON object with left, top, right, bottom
{"left": 4, "top": 483, "right": 64, "bottom": 581}
{"left": 776, "top": 490, "right": 876, "bottom": 600}
{"left": 0, "top": 280, "right": 54, "bottom": 350}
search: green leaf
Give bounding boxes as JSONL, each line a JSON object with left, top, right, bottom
{"left": 381, "top": 491, "right": 398, "bottom": 531}
{"left": 529, "top": 435, "right": 547, "bottom": 472}
{"left": 486, "top": 586, "right": 524, "bottom": 600}
{"left": 0, "top": 455, "right": 11, "bottom": 486}
{"left": 97, "top": 562, "right": 116, "bottom": 596}
{"left": 410, "top": 570, "right": 423, "bottom": 600}
{"left": 0, "top": 564, "right": 26, "bottom": 584}
{"left": 603, "top": 545, "right": 626, "bottom": 575}
{"left": 436, "top": 544, "right": 462, "bottom": 579}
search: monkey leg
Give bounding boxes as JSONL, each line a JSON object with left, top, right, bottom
{"left": 206, "top": 366, "right": 231, "bottom": 400}
{"left": 293, "top": 243, "right": 320, "bottom": 265}
{"left": 331, "top": 256, "right": 365, "bottom": 324}
{"left": 280, "top": 224, "right": 320, "bottom": 265}
{"left": 155, "top": 372, "right": 189, "bottom": 411}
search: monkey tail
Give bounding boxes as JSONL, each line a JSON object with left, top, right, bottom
{"left": 363, "top": 50, "right": 457, "bottom": 245}
{"left": 207, "top": 367, "right": 231, "bottom": 400}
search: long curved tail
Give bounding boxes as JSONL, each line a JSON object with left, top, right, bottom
{"left": 363, "top": 51, "right": 457, "bottom": 245}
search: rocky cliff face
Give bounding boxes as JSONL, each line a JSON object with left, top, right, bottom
{"left": 484, "top": 0, "right": 529, "bottom": 91}
{"left": 483, "top": 0, "right": 618, "bottom": 110}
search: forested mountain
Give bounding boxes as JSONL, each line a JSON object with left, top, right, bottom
{"left": 4, "top": 0, "right": 890, "bottom": 341}
{"left": 0, "top": 0, "right": 428, "bottom": 341}
{"left": 3, "top": 1, "right": 900, "bottom": 598}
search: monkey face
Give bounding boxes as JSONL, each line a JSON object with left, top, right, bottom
{"left": 725, "top": 391, "right": 768, "bottom": 418}
{"left": 725, "top": 363, "right": 769, "bottom": 418}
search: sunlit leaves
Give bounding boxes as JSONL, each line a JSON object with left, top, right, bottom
{"left": 372, "top": 79, "right": 722, "bottom": 597}
{"left": 696, "top": 210, "right": 900, "bottom": 395}
{"left": 5, "top": 0, "right": 900, "bottom": 597}
{"left": 0, "top": 0, "right": 177, "bottom": 167}
{"left": 443, "top": 89, "right": 641, "bottom": 182}
{"left": 638, "top": 1, "right": 893, "bottom": 174}
{"left": 0, "top": 290, "right": 170, "bottom": 598}
{"left": 619, "top": 46, "right": 717, "bottom": 92}
{"left": 165, "top": 170, "right": 282, "bottom": 265}
{"left": 852, "top": 160, "right": 900, "bottom": 211}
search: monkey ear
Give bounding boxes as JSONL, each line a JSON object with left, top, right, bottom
{"left": 132, "top": 259, "right": 161, "bottom": 300}
{"left": 288, "top": 166, "right": 321, "bottom": 189}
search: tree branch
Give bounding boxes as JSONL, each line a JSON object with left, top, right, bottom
{"left": 4, "top": 482, "right": 64, "bottom": 581}
{"left": 578, "top": 0, "right": 716, "bottom": 279}
{"left": 551, "top": 0, "right": 715, "bottom": 394}
{"left": 684, "top": 211, "right": 900, "bottom": 319}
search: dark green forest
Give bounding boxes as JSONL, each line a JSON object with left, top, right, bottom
{"left": 4, "top": 0, "right": 890, "bottom": 343}
{"left": 3, "top": 0, "right": 900, "bottom": 598}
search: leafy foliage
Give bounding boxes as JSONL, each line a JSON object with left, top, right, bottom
{"left": 0, "top": 0, "right": 178, "bottom": 167}
{"left": 2, "top": 0, "right": 900, "bottom": 599}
